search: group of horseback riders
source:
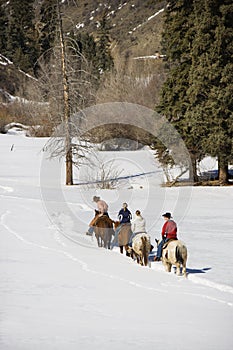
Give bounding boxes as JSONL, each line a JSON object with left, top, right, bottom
{"left": 86, "top": 196, "right": 178, "bottom": 260}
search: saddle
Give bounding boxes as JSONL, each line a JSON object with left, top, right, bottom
{"left": 91, "top": 211, "right": 110, "bottom": 227}
{"left": 163, "top": 238, "right": 177, "bottom": 249}
{"left": 95, "top": 215, "right": 115, "bottom": 228}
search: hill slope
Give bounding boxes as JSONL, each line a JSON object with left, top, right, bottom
{"left": 0, "top": 133, "right": 233, "bottom": 349}
{"left": 0, "top": 0, "right": 165, "bottom": 99}
{"left": 64, "top": 0, "right": 165, "bottom": 58}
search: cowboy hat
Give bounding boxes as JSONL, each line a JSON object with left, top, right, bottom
{"left": 162, "top": 212, "right": 172, "bottom": 219}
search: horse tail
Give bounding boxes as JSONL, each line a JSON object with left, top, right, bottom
{"left": 141, "top": 236, "right": 148, "bottom": 266}
{"left": 175, "top": 243, "right": 187, "bottom": 264}
{"left": 175, "top": 245, "right": 184, "bottom": 264}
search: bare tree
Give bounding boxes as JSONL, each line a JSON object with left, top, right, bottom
{"left": 79, "top": 151, "right": 124, "bottom": 189}
{"left": 96, "top": 51, "right": 165, "bottom": 109}
{"left": 57, "top": 0, "right": 73, "bottom": 185}
{"left": 22, "top": 2, "right": 98, "bottom": 184}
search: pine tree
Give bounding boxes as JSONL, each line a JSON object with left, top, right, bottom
{"left": 157, "top": 0, "right": 233, "bottom": 184}
{"left": 187, "top": 0, "right": 233, "bottom": 184}
{"left": 157, "top": 0, "right": 201, "bottom": 181}
{"left": 35, "top": 0, "right": 57, "bottom": 64}
{"left": 6, "top": 0, "right": 38, "bottom": 74}
{"left": 68, "top": 32, "right": 100, "bottom": 80}
{"left": 96, "top": 13, "right": 114, "bottom": 73}
{"left": 0, "top": 0, "right": 8, "bottom": 56}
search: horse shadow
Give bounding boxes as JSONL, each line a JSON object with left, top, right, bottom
{"left": 149, "top": 251, "right": 212, "bottom": 275}
{"left": 186, "top": 267, "right": 212, "bottom": 275}
{"left": 149, "top": 250, "right": 212, "bottom": 275}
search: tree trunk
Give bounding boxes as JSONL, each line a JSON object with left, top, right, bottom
{"left": 190, "top": 153, "right": 199, "bottom": 182}
{"left": 57, "top": 0, "right": 73, "bottom": 185}
{"left": 66, "top": 149, "right": 73, "bottom": 186}
{"left": 218, "top": 156, "right": 228, "bottom": 185}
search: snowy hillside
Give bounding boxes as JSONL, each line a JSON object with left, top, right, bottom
{"left": 0, "top": 133, "right": 233, "bottom": 350}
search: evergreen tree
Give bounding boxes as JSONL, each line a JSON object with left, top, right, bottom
{"left": 36, "top": 0, "right": 57, "bottom": 64}
{"left": 157, "top": 0, "right": 233, "bottom": 184}
{"left": 79, "top": 33, "right": 99, "bottom": 75}
{"left": 69, "top": 32, "right": 99, "bottom": 79}
{"left": 6, "top": 0, "right": 38, "bottom": 73}
{"left": 96, "top": 14, "right": 114, "bottom": 73}
{"left": 0, "top": 0, "right": 8, "bottom": 56}
{"left": 187, "top": 0, "right": 233, "bottom": 184}
{"left": 64, "top": 31, "right": 99, "bottom": 108}
{"left": 157, "top": 0, "right": 201, "bottom": 181}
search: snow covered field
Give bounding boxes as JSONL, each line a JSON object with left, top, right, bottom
{"left": 0, "top": 133, "right": 233, "bottom": 350}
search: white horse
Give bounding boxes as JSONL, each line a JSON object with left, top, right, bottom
{"left": 155, "top": 239, "right": 188, "bottom": 276}
{"left": 127, "top": 233, "right": 152, "bottom": 266}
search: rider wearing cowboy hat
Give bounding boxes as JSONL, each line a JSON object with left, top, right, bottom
{"left": 154, "top": 212, "right": 177, "bottom": 261}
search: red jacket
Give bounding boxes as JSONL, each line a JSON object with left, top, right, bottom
{"left": 162, "top": 220, "right": 177, "bottom": 240}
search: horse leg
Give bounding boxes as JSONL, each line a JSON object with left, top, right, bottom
{"left": 103, "top": 231, "right": 110, "bottom": 249}
{"left": 136, "top": 251, "right": 143, "bottom": 265}
{"left": 103, "top": 234, "right": 107, "bottom": 248}
{"left": 182, "top": 261, "right": 187, "bottom": 277}
{"left": 120, "top": 246, "right": 123, "bottom": 254}
{"left": 182, "top": 265, "right": 187, "bottom": 277}
{"left": 107, "top": 232, "right": 112, "bottom": 249}
{"left": 125, "top": 245, "right": 130, "bottom": 257}
{"left": 105, "top": 236, "right": 111, "bottom": 249}
{"left": 165, "top": 262, "right": 172, "bottom": 272}
{"left": 175, "top": 263, "right": 181, "bottom": 276}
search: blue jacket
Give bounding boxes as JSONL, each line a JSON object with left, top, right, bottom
{"left": 118, "top": 208, "right": 132, "bottom": 224}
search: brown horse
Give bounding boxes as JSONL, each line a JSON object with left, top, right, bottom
{"left": 114, "top": 221, "right": 132, "bottom": 255}
{"left": 94, "top": 214, "right": 115, "bottom": 249}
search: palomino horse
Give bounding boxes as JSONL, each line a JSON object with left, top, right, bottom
{"left": 94, "top": 214, "right": 115, "bottom": 249}
{"left": 155, "top": 239, "right": 188, "bottom": 276}
{"left": 126, "top": 233, "right": 152, "bottom": 266}
{"left": 114, "top": 221, "right": 132, "bottom": 255}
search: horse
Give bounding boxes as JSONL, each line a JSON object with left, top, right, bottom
{"left": 155, "top": 239, "right": 188, "bottom": 276}
{"left": 94, "top": 214, "right": 115, "bottom": 249}
{"left": 126, "top": 233, "right": 152, "bottom": 266}
{"left": 114, "top": 221, "right": 132, "bottom": 255}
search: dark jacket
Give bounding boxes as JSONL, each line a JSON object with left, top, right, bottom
{"left": 118, "top": 208, "right": 132, "bottom": 224}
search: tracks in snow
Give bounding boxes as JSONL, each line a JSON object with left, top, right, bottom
{"left": 1, "top": 209, "right": 233, "bottom": 308}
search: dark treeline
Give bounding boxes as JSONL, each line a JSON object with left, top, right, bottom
{"left": 0, "top": 0, "right": 232, "bottom": 184}
{"left": 0, "top": 0, "right": 113, "bottom": 76}
{"left": 157, "top": 0, "right": 233, "bottom": 184}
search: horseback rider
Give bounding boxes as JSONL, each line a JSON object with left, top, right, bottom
{"left": 154, "top": 212, "right": 177, "bottom": 261}
{"left": 86, "top": 196, "right": 109, "bottom": 236}
{"left": 129, "top": 210, "right": 146, "bottom": 245}
{"left": 110, "top": 202, "right": 132, "bottom": 248}
{"left": 130, "top": 210, "right": 154, "bottom": 252}
{"left": 118, "top": 202, "right": 132, "bottom": 225}
{"left": 131, "top": 210, "right": 146, "bottom": 236}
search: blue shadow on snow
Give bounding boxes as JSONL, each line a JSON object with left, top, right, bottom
{"left": 149, "top": 252, "right": 212, "bottom": 275}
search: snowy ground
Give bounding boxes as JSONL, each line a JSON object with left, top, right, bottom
{"left": 0, "top": 133, "right": 233, "bottom": 350}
